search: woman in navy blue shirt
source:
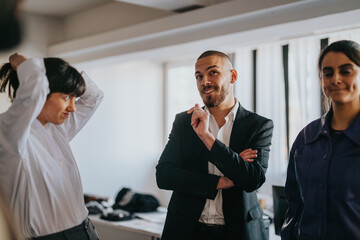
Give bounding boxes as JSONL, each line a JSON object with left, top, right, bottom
{"left": 281, "top": 40, "right": 360, "bottom": 240}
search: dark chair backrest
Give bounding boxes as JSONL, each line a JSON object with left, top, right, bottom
{"left": 272, "top": 185, "right": 288, "bottom": 235}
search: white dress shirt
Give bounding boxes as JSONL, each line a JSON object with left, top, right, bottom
{"left": 0, "top": 59, "right": 104, "bottom": 237}
{"left": 199, "top": 101, "right": 239, "bottom": 225}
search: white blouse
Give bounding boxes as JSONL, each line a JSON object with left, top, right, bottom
{"left": 0, "top": 58, "right": 104, "bottom": 237}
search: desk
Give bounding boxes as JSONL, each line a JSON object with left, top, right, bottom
{"left": 90, "top": 210, "right": 278, "bottom": 240}
{"left": 89, "top": 210, "right": 166, "bottom": 240}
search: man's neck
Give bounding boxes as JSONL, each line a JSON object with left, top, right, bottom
{"left": 208, "top": 97, "right": 236, "bottom": 126}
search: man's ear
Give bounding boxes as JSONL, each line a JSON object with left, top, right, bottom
{"left": 230, "top": 69, "right": 238, "bottom": 84}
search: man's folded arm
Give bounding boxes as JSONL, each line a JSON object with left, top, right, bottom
{"left": 206, "top": 119, "right": 273, "bottom": 192}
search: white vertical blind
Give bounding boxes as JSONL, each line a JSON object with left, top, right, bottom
{"left": 288, "top": 37, "right": 321, "bottom": 148}
{"left": 256, "top": 43, "right": 288, "bottom": 194}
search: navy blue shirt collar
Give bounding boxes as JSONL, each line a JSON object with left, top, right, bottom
{"left": 305, "top": 107, "right": 360, "bottom": 146}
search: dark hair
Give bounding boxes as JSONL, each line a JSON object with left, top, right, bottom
{"left": 317, "top": 40, "right": 360, "bottom": 111}
{"left": 0, "top": 57, "right": 86, "bottom": 102}
{"left": 197, "top": 50, "right": 233, "bottom": 66}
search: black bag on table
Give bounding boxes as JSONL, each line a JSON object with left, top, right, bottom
{"left": 113, "top": 188, "right": 160, "bottom": 213}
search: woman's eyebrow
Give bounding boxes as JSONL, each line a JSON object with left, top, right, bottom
{"left": 338, "top": 63, "right": 354, "bottom": 69}
{"left": 322, "top": 66, "right": 333, "bottom": 71}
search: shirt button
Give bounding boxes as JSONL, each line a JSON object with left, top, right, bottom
{"left": 324, "top": 130, "right": 328, "bottom": 134}
{"left": 59, "top": 162, "right": 63, "bottom": 167}
{"left": 322, "top": 154, "right": 327, "bottom": 159}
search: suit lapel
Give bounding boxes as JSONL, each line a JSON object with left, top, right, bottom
{"left": 229, "top": 103, "right": 250, "bottom": 153}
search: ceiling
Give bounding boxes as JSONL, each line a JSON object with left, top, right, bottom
{"left": 22, "top": 0, "right": 233, "bottom": 17}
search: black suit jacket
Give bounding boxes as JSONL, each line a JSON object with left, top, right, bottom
{"left": 156, "top": 103, "right": 273, "bottom": 240}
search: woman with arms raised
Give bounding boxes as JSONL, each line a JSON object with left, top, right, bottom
{"left": 0, "top": 53, "right": 103, "bottom": 240}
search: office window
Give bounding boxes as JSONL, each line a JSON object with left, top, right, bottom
{"left": 234, "top": 48, "right": 254, "bottom": 111}
{"left": 165, "top": 63, "right": 202, "bottom": 141}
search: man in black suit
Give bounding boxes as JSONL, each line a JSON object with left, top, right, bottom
{"left": 156, "top": 50, "right": 273, "bottom": 240}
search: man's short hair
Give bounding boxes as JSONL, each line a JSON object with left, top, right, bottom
{"left": 197, "top": 50, "right": 232, "bottom": 65}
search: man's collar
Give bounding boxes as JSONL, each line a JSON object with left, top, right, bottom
{"left": 228, "top": 101, "right": 239, "bottom": 122}
{"left": 205, "top": 99, "right": 239, "bottom": 122}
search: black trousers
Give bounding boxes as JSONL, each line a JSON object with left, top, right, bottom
{"left": 191, "top": 222, "right": 226, "bottom": 240}
{"left": 31, "top": 218, "right": 99, "bottom": 240}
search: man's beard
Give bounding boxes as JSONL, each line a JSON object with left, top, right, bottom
{"left": 203, "top": 84, "right": 229, "bottom": 108}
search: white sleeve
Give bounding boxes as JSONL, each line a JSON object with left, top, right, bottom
{"left": 61, "top": 72, "right": 104, "bottom": 141}
{"left": 0, "top": 58, "right": 49, "bottom": 153}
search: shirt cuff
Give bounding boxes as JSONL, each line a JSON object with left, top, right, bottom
{"left": 80, "top": 71, "right": 104, "bottom": 99}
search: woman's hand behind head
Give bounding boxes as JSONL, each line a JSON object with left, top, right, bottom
{"left": 9, "top": 53, "right": 26, "bottom": 70}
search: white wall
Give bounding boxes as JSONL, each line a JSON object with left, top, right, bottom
{"left": 70, "top": 60, "right": 170, "bottom": 205}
